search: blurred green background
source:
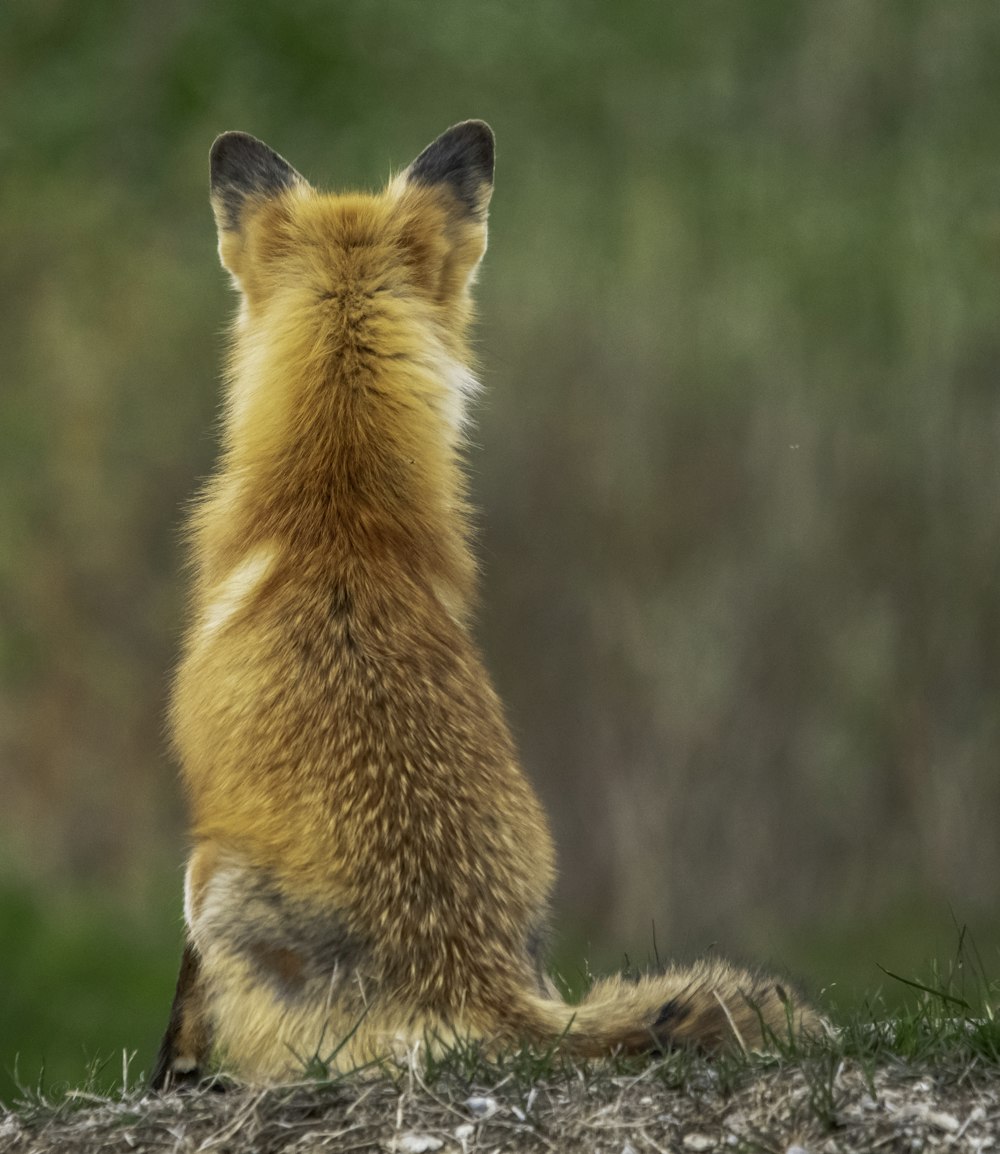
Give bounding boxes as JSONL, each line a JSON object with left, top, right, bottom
{"left": 2, "top": 0, "right": 1000, "bottom": 1101}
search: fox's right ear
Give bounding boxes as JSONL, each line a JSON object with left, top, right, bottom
{"left": 209, "top": 132, "right": 307, "bottom": 279}
{"left": 403, "top": 120, "right": 494, "bottom": 221}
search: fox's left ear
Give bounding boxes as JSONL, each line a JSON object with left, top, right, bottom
{"left": 209, "top": 132, "right": 309, "bottom": 280}
{"left": 404, "top": 120, "right": 494, "bottom": 221}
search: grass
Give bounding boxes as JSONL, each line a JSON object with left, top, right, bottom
{"left": 3, "top": 939, "right": 998, "bottom": 1152}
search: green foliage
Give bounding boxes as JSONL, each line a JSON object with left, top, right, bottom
{"left": 0, "top": 880, "right": 182, "bottom": 1106}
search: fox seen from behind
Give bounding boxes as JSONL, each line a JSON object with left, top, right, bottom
{"left": 152, "top": 122, "right": 819, "bottom": 1088}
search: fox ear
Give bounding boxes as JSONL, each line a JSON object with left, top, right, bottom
{"left": 209, "top": 132, "right": 307, "bottom": 265}
{"left": 404, "top": 120, "right": 494, "bottom": 218}
{"left": 209, "top": 133, "right": 307, "bottom": 282}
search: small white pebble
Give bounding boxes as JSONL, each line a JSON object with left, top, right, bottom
{"left": 463, "top": 1095, "right": 498, "bottom": 1119}
{"left": 786, "top": 1146, "right": 812, "bottom": 1154}
{"left": 683, "top": 1135, "right": 716, "bottom": 1151}
{"left": 393, "top": 1135, "right": 443, "bottom": 1153}
{"left": 926, "top": 1110, "right": 960, "bottom": 1133}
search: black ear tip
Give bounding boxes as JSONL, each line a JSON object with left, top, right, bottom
{"left": 209, "top": 132, "right": 271, "bottom": 185}
{"left": 211, "top": 130, "right": 254, "bottom": 159}
{"left": 407, "top": 120, "right": 496, "bottom": 211}
{"left": 452, "top": 120, "right": 495, "bottom": 163}
{"left": 442, "top": 120, "right": 494, "bottom": 183}
{"left": 209, "top": 132, "right": 303, "bottom": 230}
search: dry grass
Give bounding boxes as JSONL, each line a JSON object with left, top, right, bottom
{"left": 3, "top": 1055, "right": 998, "bottom": 1154}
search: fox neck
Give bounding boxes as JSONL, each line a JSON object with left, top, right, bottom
{"left": 192, "top": 320, "right": 478, "bottom": 625}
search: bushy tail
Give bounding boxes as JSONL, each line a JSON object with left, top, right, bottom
{"left": 499, "top": 957, "right": 823, "bottom": 1056}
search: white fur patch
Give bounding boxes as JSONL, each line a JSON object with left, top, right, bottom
{"left": 182, "top": 858, "right": 198, "bottom": 929}
{"left": 440, "top": 356, "right": 480, "bottom": 435}
{"left": 189, "top": 866, "right": 227, "bottom": 933}
{"left": 200, "top": 545, "right": 277, "bottom": 643}
{"left": 186, "top": 860, "right": 242, "bottom": 941}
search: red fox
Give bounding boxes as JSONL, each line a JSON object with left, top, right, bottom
{"left": 151, "top": 121, "right": 820, "bottom": 1088}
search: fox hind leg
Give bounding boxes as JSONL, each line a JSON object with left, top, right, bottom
{"left": 150, "top": 943, "right": 213, "bottom": 1090}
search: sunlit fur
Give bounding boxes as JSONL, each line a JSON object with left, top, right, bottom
{"left": 153, "top": 124, "right": 821, "bottom": 1087}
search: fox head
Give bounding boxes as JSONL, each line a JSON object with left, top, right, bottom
{"left": 205, "top": 121, "right": 493, "bottom": 489}
{"left": 210, "top": 121, "right": 493, "bottom": 310}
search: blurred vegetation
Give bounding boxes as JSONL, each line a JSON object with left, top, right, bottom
{"left": 2, "top": 0, "right": 1000, "bottom": 1101}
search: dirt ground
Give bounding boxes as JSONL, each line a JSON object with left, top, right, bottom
{"left": 3, "top": 1058, "right": 998, "bottom": 1153}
